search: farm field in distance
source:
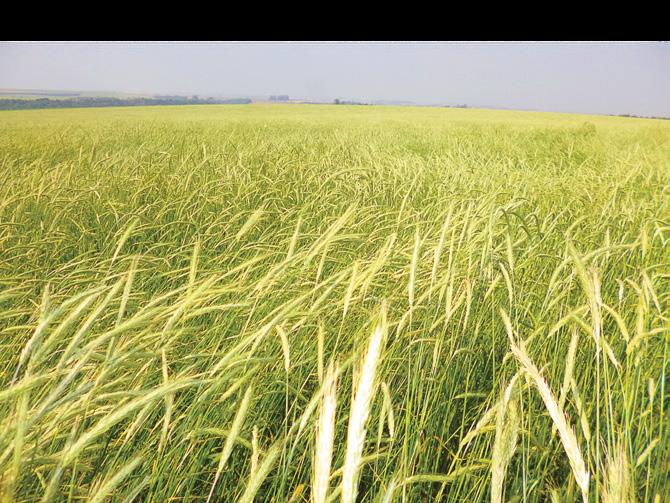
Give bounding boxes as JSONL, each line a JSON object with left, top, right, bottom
{"left": 0, "top": 103, "right": 668, "bottom": 502}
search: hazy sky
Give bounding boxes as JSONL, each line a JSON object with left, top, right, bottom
{"left": 1, "top": 41, "right": 668, "bottom": 116}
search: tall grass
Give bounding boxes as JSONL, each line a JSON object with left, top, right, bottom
{"left": 0, "top": 104, "right": 668, "bottom": 501}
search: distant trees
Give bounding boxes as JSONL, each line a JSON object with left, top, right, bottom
{"left": 333, "top": 99, "right": 370, "bottom": 106}
{"left": 0, "top": 96, "right": 252, "bottom": 111}
{"left": 615, "top": 113, "right": 669, "bottom": 120}
{"left": 269, "top": 95, "right": 289, "bottom": 101}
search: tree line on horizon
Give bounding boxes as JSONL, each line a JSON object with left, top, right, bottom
{"left": 0, "top": 96, "right": 252, "bottom": 111}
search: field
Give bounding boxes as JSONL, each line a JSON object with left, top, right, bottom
{"left": 0, "top": 104, "right": 668, "bottom": 502}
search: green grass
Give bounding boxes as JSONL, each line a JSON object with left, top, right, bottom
{"left": 0, "top": 103, "right": 668, "bottom": 502}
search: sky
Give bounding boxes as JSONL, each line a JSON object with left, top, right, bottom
{"left": 1, "top": 41, "right": 668, "bottom": 116}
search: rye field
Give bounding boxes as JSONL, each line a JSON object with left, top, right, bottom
{"left": 0, "top": 104, "right": 668, "bottom": 502}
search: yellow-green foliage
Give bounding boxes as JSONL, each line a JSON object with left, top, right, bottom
{"left": 0, "top": 104, "right": 668, "bottom": 501}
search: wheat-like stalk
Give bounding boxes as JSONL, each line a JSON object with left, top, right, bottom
{"left": 602, "top": 440, "right": 632, "bottom": 503}
{"left": 553, "top": 328, "right": 579, "bottom": 439}
{"left": 501, "top": 309, "right": 590, "bottom": 503}
{"left": 312, "top": 361, "right": 338, "bottom": 503}
{"left": 491, "top": 378, "right": 520, "bottom": 503}
{"left": 207, "top": 386, "right": 253, "bottom": 503}
{"left": 342, "top": 305, "right": 387, "bottom": 503}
